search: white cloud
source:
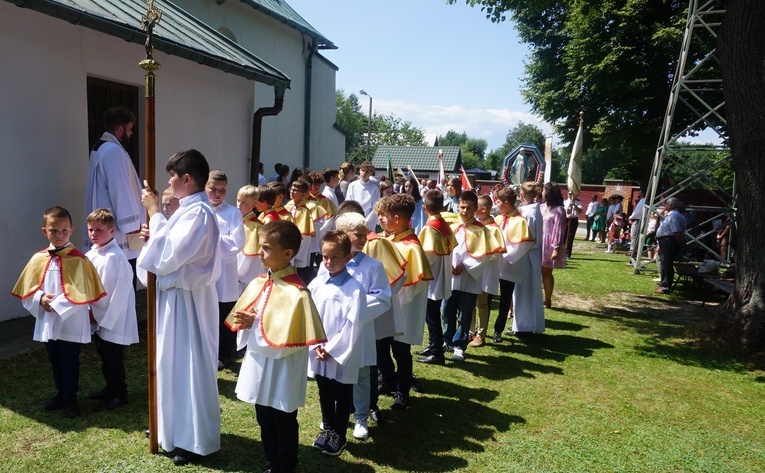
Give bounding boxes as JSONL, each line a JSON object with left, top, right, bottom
{"left": 374, "top": 99, "right": 554, "bottom": 151}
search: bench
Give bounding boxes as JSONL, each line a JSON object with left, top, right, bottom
{"left": 701, "top": 277, "right": 734, "bottom": 307}
{"left": 674, "top": 262, "right": 704, "bottom": 292}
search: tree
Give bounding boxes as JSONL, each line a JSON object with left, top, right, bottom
{"left": 453, "top": 0, "right": 764, "bottom": 348}
{"left": 448, "top": 0, "right": 693, "bottom": 183}
{"left": 436, "top": 130, "right": 489, "bottom": 170}
{"left": 336, "top": 89, "right": 427, "bottom": 162}
{"left": 715, "top": 0, "right": 765, "bottom": 348}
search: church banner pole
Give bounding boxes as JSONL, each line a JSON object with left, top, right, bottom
{"left": 139, "top": 0, "right": 162, "bottom": 455}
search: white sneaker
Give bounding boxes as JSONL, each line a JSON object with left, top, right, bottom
{"left": 353, "top": 419, "right": 369, "bottom": 440}
{"left": 452, "top": 348, "right": 465, "bottom": 361}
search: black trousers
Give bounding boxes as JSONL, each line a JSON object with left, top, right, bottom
{"left": 424, "top": 298, "right": 444, "bottom": 357}
{"left": 566, "top": 218, "right": 579, "bottom": 257}
{"left": 315, "top": 375, "right": 353, "bottom": 440}
{"left": 45, "top": 339, "right": 82, "bottom": 401}
{"left": 586, "top": 216, "right": 595, "bottom": 240}
{"left": 658, "top": 236, "right": 682, "bottom": 290}
{"left": 94, "top": 334, "right": 127, "bottom": 398}
{"left": 376, "top": 337, "right": 411, "bottom": 396}
{"left": 256, "top": 404, "right": 298, "bottom": 473}
{"left": 218, "top": 301, "right": 237, "bottom": 364}
{"left": 494, "top": 279, "right": 516, "bottom": 335}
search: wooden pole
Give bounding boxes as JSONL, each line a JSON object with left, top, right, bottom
{"left": 140, "top": 0, "right": 161, "bottom": 454}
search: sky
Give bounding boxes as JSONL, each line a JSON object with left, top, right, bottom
{"left": 285, "top": 0, "right": 554, "bottom": 152}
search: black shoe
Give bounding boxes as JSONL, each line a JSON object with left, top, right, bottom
{"left": 415, "top": 346, "right": 433, "bottom": 356}
{"left": 144, "top": 429, "right": 151, "bottom": 439}
{"left": 94, "top": 396, "right": 128, "bottom": 412}
{"left": 390, "top": 392, "right": 408, "bottom": 411}
{"left": 492, "top": 332, "right": 502, "bottom": 343}
{"left": 63, "top": 400, "right": 80, "bottom": 418}
{"left": 88, "top": 387, "right": 110, "bottom": 400}
{"left": 321, "top": 431, "right": 347, "bottom": 456}
{"left": 218, "top": 359, "right": 232, "bottom": 371}
{"left": 378, "top": 382, "right": 395, "bottom": 396}
{"left": 443, "top": 343, "right": 454, "bottom": 352}
{"left": 369, "top": 408, "right": 380, "bottom": 424}
{"left": 43, "top": 394, "right": 64, "bottom": 411}
{"left": 417, "top": 354, "right": 445, "bottom": 365}
{"left": 313, "top": 429, "right": 330, "bottom": 450}
{"left": 172, "top": 449, "right": 200, "bottom": 466}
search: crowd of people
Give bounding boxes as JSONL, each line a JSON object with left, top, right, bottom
{"left": 14, "top": 107, "right": 710, "bottom": 473}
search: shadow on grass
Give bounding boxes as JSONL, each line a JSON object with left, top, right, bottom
{"left": 588, "top": 293, "right": 765, "bottom": 373}
{"left": 545, "top": 318, "right": 589, "bottom": 331}
{"left": 349, "top": 379, "right": 524, "bottom": 472}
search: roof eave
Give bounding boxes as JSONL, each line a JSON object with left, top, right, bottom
{"left": 239, "top": 0, "right": 337, "bottom": 50}
{"left": 8, "top": 0, "right": 291, "bottom": 88}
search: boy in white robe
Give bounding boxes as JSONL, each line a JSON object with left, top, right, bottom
{"left": 376, "top": 194, "right": 433, "bottom": 410}
{"left": 137, "top": 149, "right": 222, "bottom": 466}
{"left": 416, "top": 189, "right": 457, "bottom": 364}
{"left": 492, "top": 187, "right": 534, "bottom": 342}
{"left": 287, "top": 177, "right": 327, "bottom": 284}
{"left": 85, "top": 209, "right": 138, "bottom": 412}
{"left": 321, "top": 212, "right": 391, "bottom": 441}
{"left": 308, "top": 231, "right": 366, "bottom": 456}
{"left": 227, "top": 220, "right": 326, "bottom": 473}
{"left": 236, "top": 185, "right": 264, "bottom": 291}
{"left": 206, "top": 170, "right": 246, "bottom": 370}
{"left": 469, "top": 193, "right": 506, "bottom": 347}
{"left": 515, "top": 181, "right": 546, "bottom": 334}
{"left": 12, "top": 206, "right": 106, "bottom": 419}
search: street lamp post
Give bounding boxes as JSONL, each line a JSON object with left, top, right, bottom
{"left": 359, "top": 89, "right": 372, "bottom": 161}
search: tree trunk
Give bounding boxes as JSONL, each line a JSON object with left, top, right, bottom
{"left": 715, "top": 0, "right": 765, "bottom": 349}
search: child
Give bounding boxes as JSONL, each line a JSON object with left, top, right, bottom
{"left": 321, "top": 168, "right": 341, "bottom": 208}
{"left": 256, "top": 184, "right": 281, "bottom": 224}
{"left": 375, "top": 194, "right": 433, "bottom": 409}
{"left": 268, "top": 181, "right": 292, "bottom": 221}
{"left": 469, "top": 193, "right": 505, "bottom": 347}
{"left": 514, "top": 181, "right": 545, "bottom": 334}
{"left": 346, "top": 161, "right": 381, "bottom": 231}
{"left": 12, "top": 206, "right": 106, "bottom": 418}
{"left": 137, "top": 149, "right": 222, "bottom": 465}
{"left": 237, "top": 185, "right": 264, "bottom": 290}
{"left": 85, "top": 208, "right": 139, "bottom": 411}
{"left": 416, "top": 189, "right": 457, "bottom": 364}
{"left": 227, "top": 220, "right": 326, "bottom": 473}
{"left": 443, "top": 190, "right": 496, "bottom": 361}
{"left": 161, "top": 186, "right": 180, "bottom": 218}
{"left": 492, "top": 187, "right": 533, "bottom": 342}
{"left": 206, "top": 169, "right": 246, "bottom": 371}
{"left": 308, "top": 231, "right": 366, "bottom": 456}
{"left": 324, "top": 212, "right": 392, "bottom": 440}
{"left": 288, "top": 177, "right": 327, "bottom": 283}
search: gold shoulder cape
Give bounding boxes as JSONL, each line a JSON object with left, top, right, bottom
{"left": 258, "top": 209, "right": 281, "bottom": 224}
{"left": 242, "top": 214, "right": 262, "bottom": 256}
{"left": 419, "top": 215, "right": 457, "bottom": 256}
{"left": 483, "top": 220, "right": 507, "bottom": 253}
{"left": 291, "top": 202, "right": 327, "bottom": 236}
{"left": 225, "top": 266, "right": 327, "bottom": 347}
{"left": 451, "top": 219, "right": 503, "bottom": 258}
{"left": 273, "top": 206, "right": 293, "bottom": 223}
{"left": 363, "top": 233, "right": 407, "bottom": 285}
{"left": 495, "top": 211, "right": 533, "bottom": 244}
{"left": 310, "top": 194, "right": 337, "bottom": 217}
{"left": 389, "top": 229, "right": 434, "bottom": 286}
{"left": 11, "top": 244, "right": 106, "bottom": 304}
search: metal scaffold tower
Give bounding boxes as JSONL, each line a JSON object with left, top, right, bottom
{"left": 633, "top": 0, "right": 734, "bottom": 273}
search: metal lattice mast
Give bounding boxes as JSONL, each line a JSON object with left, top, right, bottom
{"left": 633, "top": 0, "right": 734, "bottom": 273}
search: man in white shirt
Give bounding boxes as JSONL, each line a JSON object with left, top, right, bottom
{"left": 585, "top": 195, "right": 599, "bottom": 241}
{"left": 655, "top": 198, "right": 686, "bottom": 294}
{"left": 84, "top": 106, "right": 145, "bottom": 263}
{"left": 345, "top": 161, "right": 381, "bottom": 230}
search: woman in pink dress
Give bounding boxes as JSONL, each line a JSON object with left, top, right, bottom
{"left": 540, "top": 182, "right": 567, "bottom": 308}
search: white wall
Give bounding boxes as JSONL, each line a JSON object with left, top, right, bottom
{"left": 0, "top": 3, "right": 254, "bottom": 321}
{"left": 180, "top": 0, "right": 344, "bottom": 174}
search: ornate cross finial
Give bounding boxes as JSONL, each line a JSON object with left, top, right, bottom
{"left": 141, "top": 0, "right": 162, "bottom": 63}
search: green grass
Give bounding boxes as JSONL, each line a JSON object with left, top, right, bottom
{"left": 1, "top": 239, "right": 763, "bottom": 472}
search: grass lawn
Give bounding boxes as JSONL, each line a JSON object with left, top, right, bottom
{"left": 1, "top": 239, "right": 763, "bottom": 472}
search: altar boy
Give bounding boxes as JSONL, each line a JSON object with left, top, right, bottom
{"left": 12, "top": 206, "right": 105, "bottom": 419}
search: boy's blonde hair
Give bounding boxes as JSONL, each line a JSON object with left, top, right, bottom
{"left": 238, "top": 184, "right": 259, "bottom": 201}
{"left": 162, "top": 187, "right": 174, "bottom": 199}
{"left": 335, "top": 212, "right": 367, "bottom": 233}
{"left": 86, "top": 208, "right": 116, "bottom": 227}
